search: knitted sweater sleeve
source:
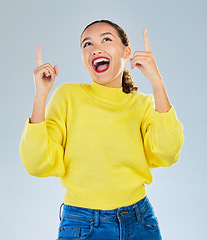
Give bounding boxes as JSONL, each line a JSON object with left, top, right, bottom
{"left": 19, "top": 85, "right": 67, "bottom": 177}
{"left": 140, "top": 95, "right": 184, "bottom": 169}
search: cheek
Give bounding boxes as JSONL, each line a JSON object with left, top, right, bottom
{"left": 113, "top": 51, "right": 125, "bottom": 67}
{"left": 111, "top": 46, "right": 124, "bottom": 61}
{"left": 82, "top": 52, "right": 89, "bottom": 68}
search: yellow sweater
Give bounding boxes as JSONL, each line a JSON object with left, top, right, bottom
{"left": 19, "top": 80, "right": 184, "bottom": 210}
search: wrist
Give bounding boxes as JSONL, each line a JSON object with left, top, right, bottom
{"left": 34, "top": 94, "right": 48, "bottom": 101}
{"left": 151, "top": 77, "right": 165, "bottom": 91}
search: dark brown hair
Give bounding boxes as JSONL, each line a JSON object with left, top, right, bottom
{"left": 80, "top": 20, "right": 138, "bottom": 94}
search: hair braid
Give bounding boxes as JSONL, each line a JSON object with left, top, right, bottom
{"left": 122, "top": 68, "right": 138, "bottom": 94}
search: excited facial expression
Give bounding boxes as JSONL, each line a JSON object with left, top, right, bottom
{"left": 80, "top": 22, "right": 131, "bottom": 87}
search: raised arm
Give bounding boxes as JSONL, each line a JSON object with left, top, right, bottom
{"left": 30, "top": 45, "right": 58, "bottom": 123}
{"left": 19, "top": 45, "right": 65, "bottom": 177}
{"left": 129, "top": 29, "right": 171, "bottom": 113}
{"left": 130, "top": 29, "right": 184, "bottom": 167}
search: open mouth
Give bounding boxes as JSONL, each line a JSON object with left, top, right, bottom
{"left": 92, "top": 57, "right": 110, "bottom": 73}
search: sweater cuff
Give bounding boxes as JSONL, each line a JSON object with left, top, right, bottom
{"left": 153, "top": 105, "right": 180, "bottom": 133}
{"left": 23, "top": 117, "right": 47, "bottom": 142}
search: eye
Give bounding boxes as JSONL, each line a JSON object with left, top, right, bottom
{"left": 103, "top": 37, "right": 111, "bottom": 42}
{"left": 83, "top": 42, "right": 91, "bottom": 48}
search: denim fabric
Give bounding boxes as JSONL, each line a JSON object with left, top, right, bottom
{"left": 57, "top": 196, "right": 162, "bottom": 240}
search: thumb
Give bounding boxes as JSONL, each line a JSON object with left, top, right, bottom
{"left": 54, "top": 65, "right": 58, "bottom": 75}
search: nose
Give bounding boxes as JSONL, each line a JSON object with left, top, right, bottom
{"left": 92, "top": 43, "right": 103, "bottom": 55}
{"left": 93, "top": 49, "right": 103, "bottom": 55}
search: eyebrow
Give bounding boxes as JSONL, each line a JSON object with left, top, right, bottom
{"left": 81, "top": 32, "right": 114, "bottom": 47}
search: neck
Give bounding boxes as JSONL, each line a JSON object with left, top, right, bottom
{"left": 92, "top": 70, "right": 123, "bottom": 88}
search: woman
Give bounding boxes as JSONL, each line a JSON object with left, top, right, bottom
{"left": 20, "top": 19, "right": 184, "bottom": 240}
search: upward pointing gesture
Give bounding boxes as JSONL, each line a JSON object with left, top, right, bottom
{"left": 33, "top": 45, "right": 58, "bottom": 97}
{"left": 129, "top": 29, "right": 162, "bottom": 85}
{"left": 36, "top": 44, "right": 42, "bottom": 68}
{"left": 144, "top": 28, "right": 151, "bottom": 52}
{"left": 129, "top": 29, "right": 171, "bottom": 113}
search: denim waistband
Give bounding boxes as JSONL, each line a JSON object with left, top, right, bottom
{"left": 59, "top": 195, "right": 150, "bottom": 227}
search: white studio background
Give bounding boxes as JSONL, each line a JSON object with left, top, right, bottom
{"left": 0, "top": 0, "right": 206, "bottom": 239}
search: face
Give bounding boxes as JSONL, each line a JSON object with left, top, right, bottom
{"left": 80, "top": 22, "right": 131, "bottom": 87}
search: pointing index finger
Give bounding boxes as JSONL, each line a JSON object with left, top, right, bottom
{"left": 36, "top": 45, "right": 42, "bottom": 68}
{"left": 144, "top": 29, "right": 151, "bottom": 52}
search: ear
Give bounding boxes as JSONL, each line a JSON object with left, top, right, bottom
{"left": 83, "top": 64, "right": 86, "bottom": 69}
{"left": 124, "top": 46, "right": 131, "bottom": 59}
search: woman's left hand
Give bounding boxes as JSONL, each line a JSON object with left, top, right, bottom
{"left": 129, "top": 29, "right": 162, "bottom": 85}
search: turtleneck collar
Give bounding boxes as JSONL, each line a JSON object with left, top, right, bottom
{"left": 81, "top": 80, "right": 132, "bottom": 105}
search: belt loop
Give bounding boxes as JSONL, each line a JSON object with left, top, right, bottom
{"left": 93, "top": 210, "right": 100, "bottom": 228}
{"left": 59, "top": 203, "right": 64, "bottom": 221}
{"left": 133, "top": 203, "right": 141, "bottom": 222}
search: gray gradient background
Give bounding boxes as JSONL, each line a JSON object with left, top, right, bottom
{"left": 1, "top": 0, "right": 206, "bottom": 239}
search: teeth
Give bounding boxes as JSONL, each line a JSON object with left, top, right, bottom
{"left": 93, "top": 58, "right": 110, "bottom": 66}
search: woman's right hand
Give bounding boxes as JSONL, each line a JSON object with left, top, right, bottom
{"left": 33, "top": 45, "right": 58, "bottom": 97}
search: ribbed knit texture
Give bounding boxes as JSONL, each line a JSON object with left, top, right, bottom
{"left": 19, "top": 80, "right": 184, "bottom": 210}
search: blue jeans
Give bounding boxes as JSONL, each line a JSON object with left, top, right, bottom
{"left": 57, "top": 196, "right": 162, "bottom": 240}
